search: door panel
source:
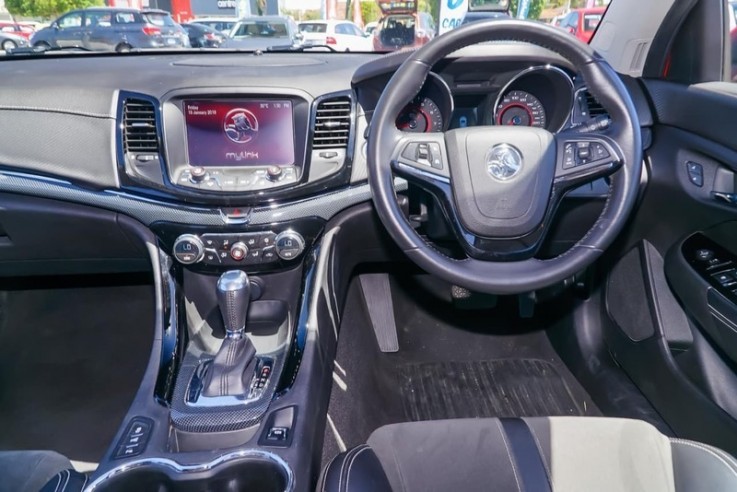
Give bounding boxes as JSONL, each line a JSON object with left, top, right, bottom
{"left": 601, "top": 78, "right": 737, "bottom": 454}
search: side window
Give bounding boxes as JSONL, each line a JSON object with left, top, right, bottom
{"left": 86, "top": 12, "right": 112, "bottom": 28}
{"left": 729, "top": 1, "right": 737, "bottom": 81}
{"left": 114, "top": 13, "right": 136, "bottom": 25}
{"left": 351, "top": 25, "right": 364, "bottom": 36}
{"left": 335, "top": 24, "right": 349, "bottom": 35}
{"left": 58, "top": 13, "right": 83, "bottom": 29}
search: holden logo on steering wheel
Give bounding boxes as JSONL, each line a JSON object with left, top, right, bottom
{"left": 486, "top": 144, "right": 523, "bottom": 181}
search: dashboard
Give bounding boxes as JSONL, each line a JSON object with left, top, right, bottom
{"left": 0, "top": 43, "right": 650, "bottom": 265}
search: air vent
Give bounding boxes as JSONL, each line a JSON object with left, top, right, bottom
{"left": 313, "top": 96, "right": 351, "bottom": 149}
{"left": 123, "top": 99, "right": 159, "bottom": 153}
{"left": 583, "top": 90, "right": 608, "bottom": 118}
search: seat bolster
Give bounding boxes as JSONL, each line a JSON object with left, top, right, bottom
{"left": 670, "top": 438, "right": 737, "bottom": 491}
{"left": 320, "top": 444, "right": 393, "bottom": 492}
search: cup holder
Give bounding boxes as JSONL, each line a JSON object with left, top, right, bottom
{"left": 89, "top": 452, "right": 292, "bottom": 492}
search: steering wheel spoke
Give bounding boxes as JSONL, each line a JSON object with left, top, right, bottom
{"left": 390, "top": 133, "right": 451, "bottom": 189}
{"left": 553, "top": 132, "right": 623, "bottom": 189}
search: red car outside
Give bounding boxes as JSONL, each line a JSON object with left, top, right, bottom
{"left": 559, "top": 7, "right": 606, "bottom": 43}
{"left": 0, "top": 22, "right": 34, "bottom": 40}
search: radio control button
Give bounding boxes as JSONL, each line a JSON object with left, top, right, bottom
{"left": 266, "top": 166, "right": 283, "bottom": 181}
{"left": 189, "top": 167, "right": 207, "bottom": 183}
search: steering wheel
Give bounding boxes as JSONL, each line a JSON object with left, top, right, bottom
{"left": 367, "top": 20, "right": 642, "bottom": 295}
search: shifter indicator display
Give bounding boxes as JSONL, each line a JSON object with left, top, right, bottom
{"left": 184, "top": 99, "right": 295, "bottom": 167}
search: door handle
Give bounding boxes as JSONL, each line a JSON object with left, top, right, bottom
{"left": 713, "top": 191, "right": 737, "bottom": 205}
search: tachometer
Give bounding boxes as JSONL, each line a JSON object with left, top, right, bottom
{"left": 495, "top": 90, "right": 547, "bottom": 128}
{"left": 396, "top": 97, "right": 444, "bottom": 133}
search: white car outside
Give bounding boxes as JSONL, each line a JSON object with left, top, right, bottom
{"left": 298, "top": 20, "right": 373, "bottom": 52}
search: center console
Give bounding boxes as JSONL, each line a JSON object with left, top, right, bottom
{"left": 83, "top": 87, "right": 361, "bottom": 491}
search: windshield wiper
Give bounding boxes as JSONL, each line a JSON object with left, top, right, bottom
{"left": 6, "top": 45, "right": 93, "bottom": 56}
{"left": 267, "top": 44, "right": 336, "bottom": 52}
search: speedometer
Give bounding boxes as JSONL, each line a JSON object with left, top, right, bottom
{"left": 495, "top": 90, "right": 547, "bottom": 128}
{"left": 396, "top": 97, "right": 444, "bottom": 133}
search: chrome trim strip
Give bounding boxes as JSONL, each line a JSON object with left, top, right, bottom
{"left": 85, "top": 450, "right": 294, "bottom": 491}
{"left": 0, "top": 170, "right": 407, "bottom": 226}
{"left": 492, "top": 64, "right": 575, "bottom": 132}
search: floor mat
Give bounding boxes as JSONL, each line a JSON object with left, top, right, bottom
{"left": 0, "top": 280, "right": 154, "bottom": 462}
{"left": 398, "top": 359, "right": 588, "bottom": 422}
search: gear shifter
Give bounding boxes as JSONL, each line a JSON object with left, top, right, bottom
{"left": 202, "top": 270, "right": 258, "bottom": 398}
{"left": 217, "top": 270, "right": 251, "bottom": 339}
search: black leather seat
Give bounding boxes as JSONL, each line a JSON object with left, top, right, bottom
{"left": 0, "top": 451, "right": 87, "bottom": 492}
{"left": 320, "top": 417, "right": 737, "bottom": 492}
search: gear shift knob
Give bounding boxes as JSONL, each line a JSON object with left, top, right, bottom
{"left": 217, "top": 270, "right": 251, "bottom": 339}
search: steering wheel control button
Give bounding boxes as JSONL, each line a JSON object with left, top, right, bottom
{"left": 576, "top": 142, "right": 591, "bottom": 161}
{"left": 592, "top": 142, "right": 611, "bottom": 160}
{"left": 230, "top": 242, "right": 248, "bottom": 261}
{"left": 114, "top": 417, "right": 153, "bottom": 459}
{"left": 562, "top": 143, "right": 576, "bottom": 169}
{"left": 173, "top": 234, "right": 205, "bottom": 265}
{"left": 275, "top": 231, "right": 305, "bottom": 260}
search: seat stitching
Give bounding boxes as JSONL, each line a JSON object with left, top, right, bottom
{"left": 387, "top": 436, "right": 409, "bottom": 492}
{"left": 51, "top": 471, "right": 63, "bottom": 492}
{"left": 55, "top": 470, "right": 69, "bottom": 492}
{"left": 345, "top": 447, "right": 371, "bottom": 491}
{"left": 525, "top": 421, "right": 553, "bottom": 485}
{"left": 338, "top": 445, "right": 366, "bottom": 492}
{"left": 496, "top": 419, "right": 523, "bottom": 492}
{"left": 671, "top": 440, "right": 737, "bottom": 479}
{"left": 80, "top": 473, "right": 89, "bottom": 491}
{"left": 336, "top": 447, "right": 355, "bottom": 492}
{"left": 321, "top": 451, "right": 342, "bottom": 492}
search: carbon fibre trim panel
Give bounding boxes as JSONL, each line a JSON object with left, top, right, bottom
{"left": 170, "top": 348, "right": 285, "bottom": 433}
{"left": 0, "top": 171, "right": 407, "bottom": 226}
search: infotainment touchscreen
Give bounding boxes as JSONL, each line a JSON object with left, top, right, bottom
{"left": 184, "top": 100, "right": 295, "bottom": 167}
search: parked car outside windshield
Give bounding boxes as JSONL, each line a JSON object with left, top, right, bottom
{"left": 298, "top": 20, "right": 372, "bottom": 52}
{"left": 30, "top": 8, "right": 189, "bottom": 51}
{"left": 222, "top": 16, "right": 301, "bottom": 51}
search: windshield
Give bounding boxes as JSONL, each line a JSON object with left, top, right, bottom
{"left": 1, "top": 1, "right": 612, "bottom": 56}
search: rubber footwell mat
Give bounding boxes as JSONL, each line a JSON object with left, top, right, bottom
{"left": 398, "top": 359, "right": 588, "bottom": 421}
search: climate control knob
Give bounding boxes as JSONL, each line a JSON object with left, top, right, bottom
{"left": 230, "top": 241, "right": 248, "bottom": 261}
{"left": 274, "top": 231, "right": 305, "bottom": 260}
{"left": 173, "top": 234, "right": 205, "bottom": 265}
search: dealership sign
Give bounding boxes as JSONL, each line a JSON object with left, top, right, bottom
{"left": 439, "top": 0, "right": 468, "bottom": 34}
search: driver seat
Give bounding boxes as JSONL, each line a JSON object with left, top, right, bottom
{"left": 320, "top": 417, "right": 737, "bottom": 492}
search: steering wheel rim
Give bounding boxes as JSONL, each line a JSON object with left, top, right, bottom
{"left": 367, "top": 20, "right": 642, "bottom": 295}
